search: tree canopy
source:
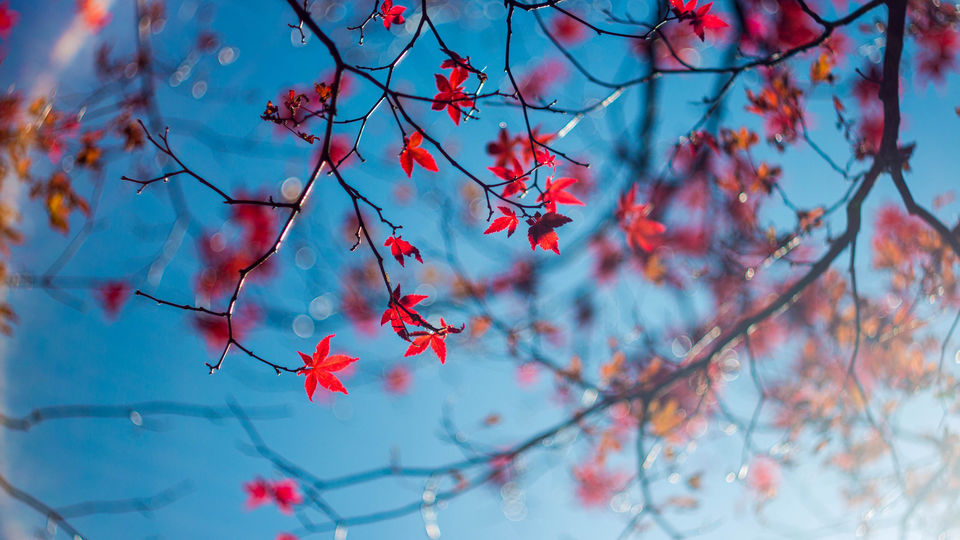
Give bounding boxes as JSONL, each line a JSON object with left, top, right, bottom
{"left": 2, "top": 0, "right": 960, "bottom": 539}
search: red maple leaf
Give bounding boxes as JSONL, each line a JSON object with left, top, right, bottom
{"left": 624, "top": 211, "right": 667, "bottom": 252}
{"left": 384, "top": 364, "right": 413, "bottom": 395}
{"left": 432, "top": 68, "right": 473, "bottom": 125}
{"left": 96, "top": 280, "right": 130, "bottom": 318}
{"left": 484, "top": 206, "right": 520, "bottom": 237}
{"left": 572, "top": 463, "right": 629, "bottom": 507}
{"left": 535, "top": 148, "right": 557, "bottom": 168}
{"left": 669, "top": 0, "right": 727, "bottom": 41}
{"left": 231, "top": 191, "right": 279, "bottom": 251}
{"left": 270, "top": 479, "right": 303, "bottom": 514}
{"left": 298, "top": 334, "right": 358, "bottom": 399}
{"left": 527, "top": 212, "right": 573, "bottom": 254}
{"left": 404, "top": 318, "right": 461, "bottom": 364}
{"left": 486, "top": 128, "right": 521, "bottom": 167}
{"left": 405, "top": 332, "right": 447, "bottom": 363}
{"left": 489, "top": 158, "right": 528, "bottom": 197}
{"left": 551, "top": 15, "right": 586, "bottom": 45}
{"left": 193, "top": 306, "right": 259, "bottom": 351}
{"left": 243, "top": 478, "right": 272, "bottom": 510}
{"left": 0, "top": 2, "right": 18, "bottom": 39}
{"left": 276, "top": 534, "right": 298, "bottom": 540}
{"left": 399, "top": 131, "right": 438, "bottom": 177}
{"left": 244, "top": 478, "right": 303, "bottom": 515}
{"left": 380, "top": 0, "right": 406, "bottom": 30}
{"left": 520, "top": 127, "right": 556, "bottom": 163}
{"left": 617, "top": 185, "right": 666, "bottom": 251}
{"left": 517, "top": 60, "right": 567, "bottom": 100}
{"left": 537, "top": 176, "right": 585, "bottom": 213}
{"left": 440, "top": 51, "right": 472, "bottom": 71}
{"left": 381, "top": 285, "right": 427, "bottom": 335}
{"left": 384, "top": 235, "right": 423, "bottom": 267}
{"left": 917, "top": 28, "right": 959, "bottom": 85}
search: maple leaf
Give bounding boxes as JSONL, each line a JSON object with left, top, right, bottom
{"left": 719, "top": 126, "right": 757, "bottom": 153}
{"left": 77, "top": 0, "right": 111, "bottom": 33}
{"left": 380, "top": 0, "right": 406, "bottom": 30}
{"left": 399, "top": 132, "right": 438, "bottom": 177}
{"left": 484, "top": 206, "right": 519, "bottom": 237}
{"left": 617, "top": 185, "right": 666, "bottom": 252}
{"left": 551, "top": 14, "right": 586, "bottom": 45}
{"left": 270, "top": 479, "right": 304, "bottom": 514}
{"left": 537, "top": 176, "right": 585, "bottom": 213}
{"left": 404, "top": 317, "right": 463, "bottom": 363}
{"left": 243, "top": 478, "right": 271, "bottom": 510}
{"left": 527, "top": 212, "right": 573, "bottom": 254}
{"left": 572, "top": 463, "right": 629, "bottom": 507}
{"left": 747, "top": 455, "right": 781, "bottom": 499}
{"left": 810, "top": 53, "right": 834, "bottom": 84}
{"left": 489, "top": 158, "right": 528, "bottom": 197}
{"left": 669, "top": 0, "right": 727, "bottom": 41}
{"left": 37, "top": 172, "right": 91, "bottom": 234}
{"left": 432, "top": 68, "right": 473, "bottom": 125}
{"left": 380, "top": 285, "right": 427, "bottom": 335}
{"left": 917, "top": 29, "right": 959, "bottom": 85}
{"left": 96, "top": 280, "right": 130, "bottom": 319}
{"left": 535, "top": 148, "right": 556, "bottom": 168}
{"left": 440, "top": 51, "right": 472, "bottom": 71}
{"left": 0, "top": 2, "right": 18, "bottom": 39}
{"left": 518, "top": 127, "right": 557, "bottom": 165}
{"left": 298, "top": 334, "right": 359, "bottom": 399}
{"left": 276, "top": 534, "right": 298, "bottom": 540}
{"left": 231, "top": 191, "right": 279, "bottom": 251}
{"left": 384, "top": 364, "right": 413, "bottom": 394}
{"left": 405, "top": 332, "right": 447, "bottom": 363}
{"left": 516, "top": 363, "right": 539, "bottom": 387}
{"left": 486, "top": 128, "right": 521, "bottom": 167}
{"left": 384, "top": 235, "right": 423, "bottom": 267}
{"left": 625, "top": 211, "right": 666, "bottom": 252}
{"left": 193, "top": 307, "right": 259, "bottom": 352}
{"left": 517, "top": 60, "right": 567, "bottom": 100}
{"left": 649, "top": 398, "right": 684, "bottom": 436}
{"left": 797, "top": 207, "right": 825, "bottom": 231}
